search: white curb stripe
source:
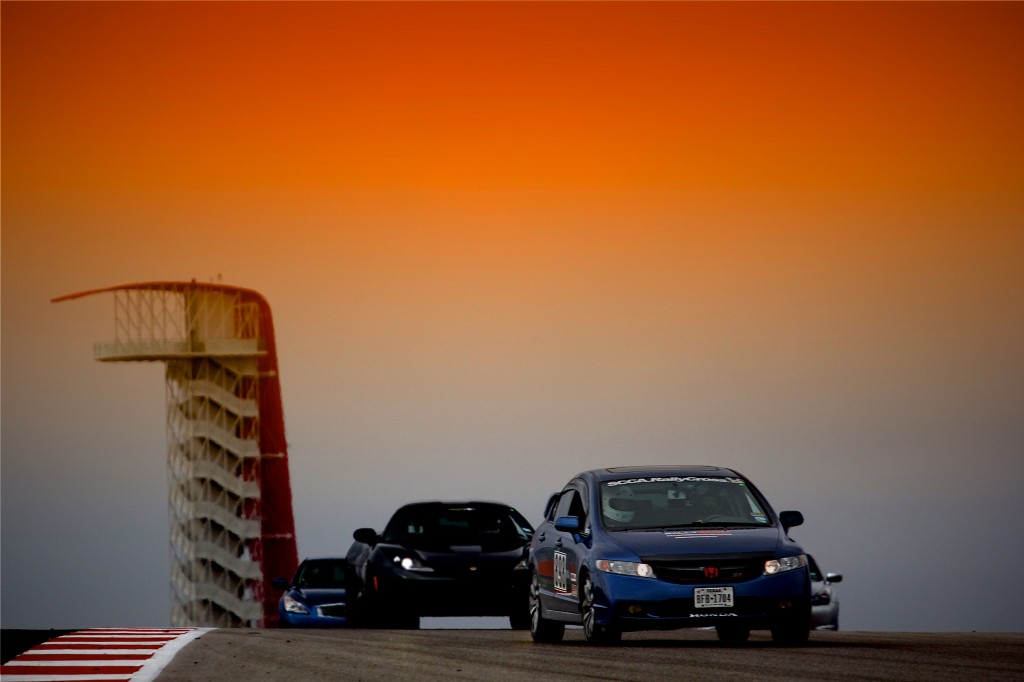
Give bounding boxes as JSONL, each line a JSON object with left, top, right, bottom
{"left": 130, "top": 627, "right": 213, "bottom": 682}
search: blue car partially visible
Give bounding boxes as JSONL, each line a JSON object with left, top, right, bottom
{"left": 529, "top": 466, "right": 812, "bottom": 645}
{"left": 272, "top": 557, "right": 349, "bottom": 627}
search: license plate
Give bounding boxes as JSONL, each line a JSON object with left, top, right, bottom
{"left": 694, "top": 586, "right": 734, "bottom": 608}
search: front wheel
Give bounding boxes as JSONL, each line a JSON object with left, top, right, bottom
{"left": 771, "top": 609, "right": 810, "bottom": 646}
{"left": 509, "top": 591, "right": 531, "bottom": 630}
{"left": 581, "top": 573, "right": 621, "bottom": 645}
{"left": 715, "top": 624, "right": 751, "bottom": 644}
{"left": 383, "top": 610, "right": 420, "bottom": 629}
{"left": 529, "top": 571, "right": 564, "bottom": 643}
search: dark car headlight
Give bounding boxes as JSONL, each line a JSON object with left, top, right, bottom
{"left": 392, "top": 554, "right": 434, "bottom": 573}
{"left": 282, "top": 594, "right": 309, "bottom": 614}
{"left": 764, "top": 554, "right": 807, "bottom": 576}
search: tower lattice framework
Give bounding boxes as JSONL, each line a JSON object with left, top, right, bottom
{"left": 55, "top": 282, "right": 299, "bottom": 627}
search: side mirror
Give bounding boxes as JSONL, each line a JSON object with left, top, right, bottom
{"left": 554, "top": 515, "right": 581, "bottom": 533}
{"left": 353, "top": 527, "right": 378, "bottom": 545}
{"left": 271, "top": 577, "right": 288, "bottom": 591}
{"left": 826, "top": 572, "right": 843, "bottom": 583}
{"left": 778, "top": 510, "right": 804, "bottom": 531}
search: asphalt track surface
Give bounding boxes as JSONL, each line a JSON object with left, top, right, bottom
{"left": 154, "top": 629, "right": 1023, "bottom": 682}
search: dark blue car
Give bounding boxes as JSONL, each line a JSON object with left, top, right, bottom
{"left": 529, "top": 466, "right": 811, "bottom": 645}
{"left": 272, "top": 557, "right": 349, "bottom": 627}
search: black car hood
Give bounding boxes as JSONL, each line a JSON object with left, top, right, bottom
{"left": 606, "top": 526, "right": 785, "bottom": 558}
{"left": 417, "top": 544, "right": 525, "bottom": 564}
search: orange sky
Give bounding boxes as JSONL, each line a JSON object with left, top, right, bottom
{"left": 3, "top": 2, "right": 1024, "bottom": 631}
{"left": 5, "top": 2, "right": 1023, "bottom": 196}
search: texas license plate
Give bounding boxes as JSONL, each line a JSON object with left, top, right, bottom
{"left": 694, "top": 586, "right": 734, "bottom": 608}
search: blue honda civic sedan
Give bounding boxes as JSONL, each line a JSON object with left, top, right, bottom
{"left": 529, "top": 466, "right": 811, "bottom": 645}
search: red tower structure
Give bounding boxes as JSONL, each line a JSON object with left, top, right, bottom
{"left": 54, "top": 282, "right": 298, "bottom": 627}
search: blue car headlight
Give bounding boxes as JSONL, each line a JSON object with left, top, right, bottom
{"left": 595, "top": 559, "right": 656, "bottom": 578}
{"left": 764, "top": 554, "right": 807, "bottom": 575}
{"left": 282, "top": 594, "right": 309, "bottom": 614}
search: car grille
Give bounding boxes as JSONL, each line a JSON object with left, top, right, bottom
{"left": 316, "top": 603, "right": 347, "bottom": 618}
{"left": 428, "top": 562, "right": 518, "bottom": 579}
{"left": 642, "top": 553, "right": 771, "bottom": 584}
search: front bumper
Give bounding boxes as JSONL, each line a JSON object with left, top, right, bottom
{"left": 372, "top": 567, "right": 530, "bottom": 617}
{"left": 592, "top": 568, "right": 809, "bottom": 631}
{"left": 278, "top": 610, "right": 348, "bottom": 628}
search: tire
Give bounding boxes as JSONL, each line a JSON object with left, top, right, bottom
{"left": 376, "top": 601, "right": 419, "bottom": 629}
{"left": 581, "top": 572, "right": 621, "bottom": 645}
{"left": 771, "top": 609, "right": 810, "bottom": 646}
{"left": 716, "top": 624, "right": 751, "bottom": 644}
{"left": 529, "top": 571, "right": 565, "bottom": 643}
{"left": 508, "top": 581, "right": 531, "bottom": 630}
{"left": 389, "top": 612, "right": 420, "bottom": 630}
{"left": 509, "top": 608, "right": 531, "bottom": 631}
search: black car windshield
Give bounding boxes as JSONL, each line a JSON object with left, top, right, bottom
{"left": 599, "top": 476, "right": 772, "bottom": 530}
{"left": 295, "top": 559, "right": 347, "bottom": 588}
{"left": 382, "top": 503, "right": 534, "bottom": 551}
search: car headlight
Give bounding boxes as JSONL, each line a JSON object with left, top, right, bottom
{"left": 595, "top": 559, "right": 656, "bottom": 578}
{"left": 282, "top": 594, "right": 309, "bottom": 614}
{"left": 392, "top": 555, "right": 434, "bottom": 572}
{"left": 764, "top": 554, "right": 807, "bottom": 575}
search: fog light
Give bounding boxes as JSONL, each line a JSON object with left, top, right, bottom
{"left": 627, "top": 604, "right": 644, "bottom": 615}
{"left": 778, "top": 600, "right": 793, "bottom": 609}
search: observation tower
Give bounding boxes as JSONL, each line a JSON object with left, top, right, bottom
{"left": 54, "top": 282, "right": 298, "bottom": 627}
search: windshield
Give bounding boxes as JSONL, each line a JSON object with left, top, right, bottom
{"left": 382, "top": 503, "right": 534, "bottom": 551}
{"left": 599, "top": 476, "right": 771, "bottom": 530}
{"left": 295, "top": 559, "right": 347, "bottom": 588}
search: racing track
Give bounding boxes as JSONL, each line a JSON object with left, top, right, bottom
{"left": 153, "top": 629, "right": 1023, "bottom": 681}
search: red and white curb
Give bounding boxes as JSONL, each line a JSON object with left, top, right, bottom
{"left": 0, "top": 628, "right": 212, "bottom": 682}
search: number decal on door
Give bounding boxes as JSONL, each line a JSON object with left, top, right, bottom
{"left": 554, "top": 550, "right": 569, "bottom": 593}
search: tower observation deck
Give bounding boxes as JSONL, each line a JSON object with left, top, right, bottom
{"left": 54, "top": 282, "right": 299, "bottom": 627}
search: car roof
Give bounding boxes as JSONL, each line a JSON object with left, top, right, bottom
{"left": 395, "top": 501, "right": 519, "bottom": 509}
{"left": 580, "top": 465, "right": 743, "bottom": 482}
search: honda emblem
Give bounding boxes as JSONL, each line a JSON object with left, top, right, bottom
{"left": 703, "top": 566, "right": 719, "bottom": 579}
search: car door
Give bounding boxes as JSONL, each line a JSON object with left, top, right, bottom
{"left": 545, "top": 483, "right": 589, "bottom": 616}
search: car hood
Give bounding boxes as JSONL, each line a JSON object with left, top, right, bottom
{"left": 293, "top": 587, "right": 347, "bottom": 606}
{"left": 606, "top": 526, "right": 785, "bottom": 558}
{"left": 416, "top": 544, "right": 526, "bottom": 568}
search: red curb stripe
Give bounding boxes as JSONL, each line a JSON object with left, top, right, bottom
{"left": 0, "top": 664, "right": 143, "bottom": 674}
{"left": 34, "top": 643, "right": 163, "bottom": 650}
{"left": 0, "top": 675, "right": 134, "bottom": 679}
{"left": 51, "top": 634, "right": 177, "bottom": 638}
{"left": 84, "top": 628, "right": 190, "bottom": 632}
{"left": 13, "top": 651, "right": 153, "bottom": 655}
